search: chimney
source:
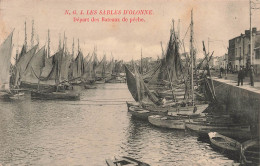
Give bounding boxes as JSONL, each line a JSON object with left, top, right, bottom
{"left": 252, "top": 27, "right": 257, "bottom": 33}
{"left": 245, "top": 30, "right": 250, "bottom": 36}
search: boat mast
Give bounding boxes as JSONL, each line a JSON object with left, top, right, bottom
{"left": 78, "top": 38, "right": 80, "bottom": 53}
{"left": 141, "top": 48, "right": 143, "bottom": 74}
{"left": 250, "top": 0, "right": 253, "bottom": 65}
{"left": 24, "top": 21, "right": 27, "bottom": 51}
{"left": 72, "top": 37, "right": 74, "bottom": 58}
{"left": 16, "top": 31, "right": 19, "bottom": 64}
{"left": 190, "top": 9, "right": 194, "bottom": 106}
{"left": 31, "top": 19, "right": 34, "bottom": 48}
{"left": 47, "top": 29, "right": 50, "bottom": 58}
{"left": 59, "top": 33, "right": 61, "bottom": 50}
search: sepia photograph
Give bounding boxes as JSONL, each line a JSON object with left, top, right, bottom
{"left": 0, "top": 0, "right": 259, "bottom": 165}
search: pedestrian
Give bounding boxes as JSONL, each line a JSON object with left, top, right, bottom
{"left": 237, "top": 66, "right": 244, "bottom": 86}
{"left": 249, "top": 65, "right": 255, "bottom": 86}
{"left": 220, "top": 67, "right": 224, "bottom": 78}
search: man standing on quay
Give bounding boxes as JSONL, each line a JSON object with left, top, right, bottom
{"left": 237, "top": 66, "right": 244, "bottom": 86}
{"left": 249, "top": 65, "right": 255, "bottom": 86}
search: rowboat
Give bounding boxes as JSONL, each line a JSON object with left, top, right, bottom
{"left": 208, "top": 132, "right": 241, "bottom": 153}
{"left": 240, "top": 139, "right": 260, "bottom": 165}
{"left": 149, "top": 113, "right": 204, "bottom": 130}
{"left": 148, "top": 115, "right": 186, "bottom": 129}
{"left": 185, "top": 121, "right": 251, "bottom": 140}
{"left": 31, "top": 90, "right": 80, "bottom": 101}
{"left": 126, "top": 101, "right": 140, "bottom": 109}
{"left": 84, "top": 84, "right": 97, "bottom": 89}
{"left": 106, "top": 156, "right": 150, "bottom": 166}
{"left": 128, "top": 106, "right": 166, "bottom": 120}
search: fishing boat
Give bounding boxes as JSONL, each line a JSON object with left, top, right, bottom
{"left": 240, "top": 139, "right": 260, "bottom": 165}
{"left": 208, "top": 132, "right": 241, "bottom": 156}
{"left": 128, "top": 106, "right": 166, "bottom": 120}
{"left": 185, "top": 120, "right": 251, "bottom": 140}
{"left": 148, "top": 113, "right": 203, "bottom": 130}
{"left": 31, "top": 48, "right": 81, "bottom": 100}
{"left": 0, "top": 30, "right": 27, "bottom": 100}
{"left": 148, "top": 115, "right": 186, "bottom": 129}
{"left": 126, "top": 101, "right": 140, "bottom": 109}
{"left": 105, "top": 156, "right": 150, "bottom": 166}
{"left": 94, "top": 54, "right": 107, "bottom": 84}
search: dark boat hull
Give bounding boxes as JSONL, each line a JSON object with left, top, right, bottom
{"left": 31, "top": 91, "right": 80, "bottom": 101}
{"left": 20, "top": 81, "right": 56, "bottom": 92}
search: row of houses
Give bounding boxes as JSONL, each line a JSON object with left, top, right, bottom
{"left": 228, "top": 27, "right": 260, "bottom": 73}
{"left": 203, "top": 28, "right": 259, "bottom": 74}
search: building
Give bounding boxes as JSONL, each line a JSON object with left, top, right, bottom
{"left": 216, "top": 54, "right": 228, "bottom": 70}
{"left": 228, "top": 27, "right": 260, "bottom": 73}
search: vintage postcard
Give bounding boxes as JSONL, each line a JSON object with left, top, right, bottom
{"left": 0, "top": 0, "right": 259, "bottom": 165}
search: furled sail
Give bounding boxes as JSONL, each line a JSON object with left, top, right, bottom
{"left": 95, "top": 55, "right": 106, "bottom": 78}
{"left": 165, "top": 31, "right": 183, "bottom": 82}
{"left": 72, "top": 51, "right": 84, "bottom": 79}
{"left": 125, "top": 64, "right": 160, "bottom": 105}
{"left": 125, "top": 65, "right": 138, "bottom": 101}
{"left": 82, "top": 55, "right": 95, "bottom": 81}
{"left": 0, "top": 31, "right": 13, "bottom": 90}
{"left": 37, "top": 49, "right": 63, "bottom": 85}
{"left": 60, "top": 52, "right": 72, "bottom": 81}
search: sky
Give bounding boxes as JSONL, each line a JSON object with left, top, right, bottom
{"left": 0, "top": 0, "right": 260, "bottom": 62}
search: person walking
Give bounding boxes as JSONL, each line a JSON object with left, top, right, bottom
{"left": 237, "top": 66, "right": 244, "bottom": 86}
{"left": 249, "top": 65, "right": 255, "bottom": 86}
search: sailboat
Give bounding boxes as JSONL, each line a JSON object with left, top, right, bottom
{"left": 95, "top": 54, "right": 107, "bottom": 83}
{"left": 125, "top": 64, "right": 170, "bottom": 120}
{"left": 31, "top": 48, "right": 80, "bottom": 101}
{"left": 148, "top": 11, "right": 209, "bottom": 129}
{"left": 0, "top": 30, "right": 28, "bottom": 99}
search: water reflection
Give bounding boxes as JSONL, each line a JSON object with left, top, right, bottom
{"left": 0, "top": 84, "right": 237, "bottom": 165}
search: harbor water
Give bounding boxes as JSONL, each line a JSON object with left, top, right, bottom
{"left": 0, "top": 84, "right": 236, "bottom": 166}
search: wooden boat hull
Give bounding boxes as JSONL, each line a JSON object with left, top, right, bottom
{"left": 128, "top": 106, "right": 166, "bottom": 120}
{"left": 31, "top": 91, "right": 80, "bottom": 101}
{"left": 147, "top": 104, "right": 208, "bottom": 116}
{"left": 106, "top": 78, "right": 126, "bottom": 83}
{"left": 19, "top": 81, "right": 56, "bottom": 91}
{"left": 126, "top": 101, "right": 139, "bottom": 110}
{"left": 208, "top": 132, "right": 241, "bottom": 152}
{"left": 148, "top": 115, "right": 186, "bottom": 130}
{"left": 186, "top": 121, "right": 251, "bottom": 139}
{"left": 106, "top": 156, "right": 150, "bottom": 166}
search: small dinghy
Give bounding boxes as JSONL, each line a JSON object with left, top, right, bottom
{"left": 128, "top": 106, "right": 153, "bottom": 120}
{"left": 208, "top": 132, "right": 241, "bottom": 152}
{"left": 105, "top": 156, "right": 150, "bottom": 166}
{"left": 148, "top": 115, "right": 186, "bottom": 130}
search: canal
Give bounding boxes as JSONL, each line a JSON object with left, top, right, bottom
{"left": 0, "top": 83, "right": 236, "bottom": 165}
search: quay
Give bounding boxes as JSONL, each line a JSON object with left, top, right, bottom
{"left": 210, "top": 73, "right": 260, "bottom": 135}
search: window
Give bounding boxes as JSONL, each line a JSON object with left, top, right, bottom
{"left": 255, "top": 48, "right": 260, "bottom": 59}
